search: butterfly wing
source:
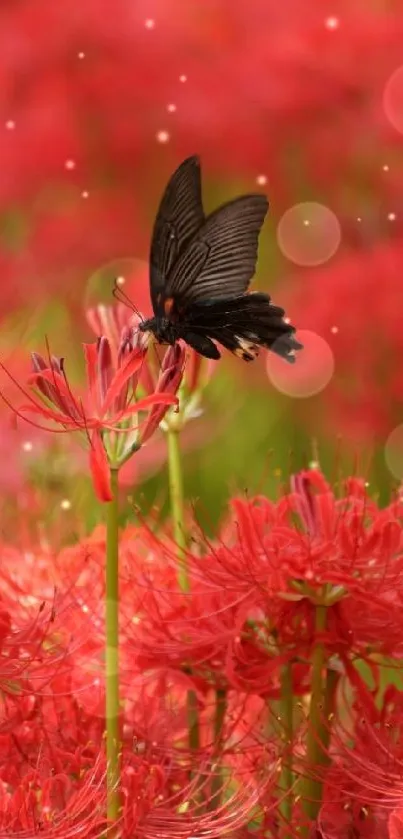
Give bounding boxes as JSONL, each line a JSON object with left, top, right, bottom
{"left": 183, "top": 293, "right": 303, "bottom": 362}
{"left": 165, "top": 194, "right": 268, "bottom": 306}
{"left": 149, "top": 155, "right": 205, "bottom": 316}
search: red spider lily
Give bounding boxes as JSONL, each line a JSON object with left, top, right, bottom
{"left": 3, "top": 337, "right": 179, "bottom": 501}
{"left": 117, "top": 514, "right": 306, "bottom": 704}
{"left": 197, "top": 469, "right": 403, "bottom": 663}
{"left": 316, "top": 688, "right": 403, "bottom": 839}
{"left": 0, "top": 757, "right": 108, "bottom": 838}
{"left": 0, "top": 617, "right": 267, "bottom": 839}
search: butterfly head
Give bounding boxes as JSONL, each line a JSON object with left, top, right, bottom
{"left": 139, "top": 315, "right": 179, "bottom": 347}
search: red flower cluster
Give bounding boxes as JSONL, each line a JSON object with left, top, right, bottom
{"left": 1, "top": 467, "right": 403, "bottom": 836}
{"left": 0, "top": 523, "right": 266, "bottom": 837}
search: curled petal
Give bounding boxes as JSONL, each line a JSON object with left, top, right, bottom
{"left": 28, "top": 369, "right": 81, "bottom": 421}
{"left": 97, "top": 338, "right": 114, "bottom": 405}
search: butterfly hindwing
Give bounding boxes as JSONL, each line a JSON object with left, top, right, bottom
{"left": 149, "top": 155, "right": 205, "bottom": 315}
{"left": 165, "top": 194, "right": 268, "bottom": 306}
{"left": 183, "top": 293, "right": 303, "bottom": 362}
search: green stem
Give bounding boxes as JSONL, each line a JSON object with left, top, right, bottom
{"left": 167, "top": 428, "right": 188, "bottom": 592}
{"left": 300, "top": 605, "right": 329, "bottom": 832}
{"left": 187, "top": 684, "right": 201, "bottom": 753}
{"left": 278, "top": 663, "right": 294, "bottom": 832}
{"left": 166, "top": 428, "right": 200, "bottom": 765}
{"left": 209, "top": 689, "right": 227, "bottom": 811}
{"left": 106, "top": 468, "right": 121, "bottom": 825}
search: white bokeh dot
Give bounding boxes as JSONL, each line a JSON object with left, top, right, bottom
{"left": 385, "top": 424, "right": 403, "bottom": 481}
{"left": 144, "top": 18, "right": 155, "bottom": 29}
{"left": 325, "top": 16, "right": 339, "bottom": 30}
{"left": 65, "top": 159, "right": 76, "bottom": 170}
{"left": 22, "top": 441, "right": 33, "bottom": 452}
{"left": 81, "top": 190, "right": 89, "bottom": 199}
{"left": 266, "top": 330, "right": 335, "bottom": 398}
{"left": 167, "top": 103, "right": 177, "bottom": 113}
{"left": 78, "top": 51, "right": 85, "bottom": 59}
{"left": 179, "top": 74, "right": 187, "bottom": 83}
{"left": 116, "top": 275, "right": 125, "bottom": 286}
{"left": 388, "top": 212, "right": 396, "bottom": 221}
{"left": 156, "top": 130, "right": 170, "bottom": 143}
{"left": 60, "top": 499, "right": 71, "bottom": 511}
{"left": 256, "top": 174, "right": 267, "bottom": 186}
{"left": 382, "top": 164, "right": 390, "bottom": 172}
{"left": 5, "top": 120, "right": 15, "bottom": 130}
{"left": 383, "top": 66, "right": 403, "bottom": 135}
{"left": 277, "top": 202, "right": 341, "bottom": 266}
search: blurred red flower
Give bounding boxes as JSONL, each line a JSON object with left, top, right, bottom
{"left": 1, "top": 0, "right": 403, "bottom": 312}
{"left": 283, "top": 240, "right": 403, "bottom": 442}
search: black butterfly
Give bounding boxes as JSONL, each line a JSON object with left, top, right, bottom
{"left": 137, "top": 155, "right": 302, "bottom": 362}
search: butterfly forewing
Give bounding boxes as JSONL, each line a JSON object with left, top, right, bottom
{"left": 149, "top": 155, "right": 205, "bottom": 315}
{"left": 165, "top": 194, "right": 268, "bottom": 305}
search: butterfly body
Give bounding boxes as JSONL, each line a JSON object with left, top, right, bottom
{"left": 140, "top": 155, "right": 302, "bottom": 363}
{"left": 140, "top": 316, "right": 179, "bottom": 347}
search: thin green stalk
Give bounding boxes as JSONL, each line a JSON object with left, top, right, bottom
{"left": 166, "top": 427, "right": 200, "bottom": 763}
{"left": 300, "top": 604, "right": 329, "bottom": 833}
{"left": 278, "top": 663, "right": 294, "bottom": 832}
{"left": 209, "top": 688, "right": 227, "bottom": 811}
{"left": 106, "top": 468, "right": 121, "bottom": 824}
{"left": 187, "top": 684, "right": 201, "bottom": 752}
{"left": 167, "top": 427, "right": 189, "bottom": 592}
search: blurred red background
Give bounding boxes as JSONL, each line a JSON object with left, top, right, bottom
{"left": 1, "top": 0, "right": 403, "bottom": 519}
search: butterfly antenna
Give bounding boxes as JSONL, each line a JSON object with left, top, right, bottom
{"left": 112, "top": 280, "right": 145, "bottom": 323}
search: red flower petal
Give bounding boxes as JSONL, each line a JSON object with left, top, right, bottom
{"left": 89, "top": 431, "right": 112, "bottom": 502}
{"left": 102, "top": 348, "right": 145, "bottom": 415}
{"left": 390, "top": 807, "right": 403, "bottom": 838}
{"left": 115, "top": 391, "right": 178, "bottom": 423}
{"left": 83, "top": 342, "right": 100, "bottom": 415}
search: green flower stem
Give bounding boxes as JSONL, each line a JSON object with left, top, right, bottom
{"left": 187, "top": 683, "right": 201, "bottom": 753}
{"left": 166, "top": 427, "right": 200, "bottom": 763}
{"left": 167, "top": 427, "right": 189, "bottom": 592}
{"left": 105, "top": 468, "right": 121, "bottom": 824}
{"left": 278, "top": 662, "right": 294, "bottom": 833}
{"left": 300, "top": 604, "right": 329, "bottom": 833}
{"left": 209, "top": 688, "right": 227, "bottom": 811}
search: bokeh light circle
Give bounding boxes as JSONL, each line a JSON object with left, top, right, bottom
{"left": 383, "top": 66, "right": 403, "bottom": 135}
{"left": 277, "top": 202, "right": 341, "bottom": 266}
{"left": 84, "top": 257, "right": 150, "bottom": 312}
{"left": 384, "top": 424, "right": 403, "bottom": 481}
{"left": 266, "top": 330, "right": 335, "bottom": 398}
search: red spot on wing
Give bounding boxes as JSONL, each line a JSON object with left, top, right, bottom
{"left": 164, "top": 297, "right": 175, "bottom": 316}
